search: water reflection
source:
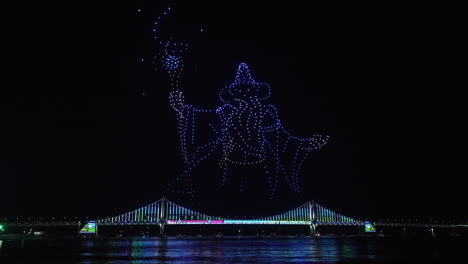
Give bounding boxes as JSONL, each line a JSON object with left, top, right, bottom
{"left": 131, "top": 238, "right": 142, "bottom": 264}
{"left": 309, "top": 237, "right": 342, "bottom": 262}
{"left": 75, "top": 237, "right": 379, "bottom": 263}
{"left": 1, "top": 236, "right": 462, "bottom": 264}
{"left": 81, "top": 239, "right": 95, "bottom": 256}
{"left": 343, "top": 238, "right": 357, "bottom": 259}
{"left": 164, "top": 238, "right": 227, "bottom": 263}
{"left": 155, "top": 238, "right": 168, "bottom": 261}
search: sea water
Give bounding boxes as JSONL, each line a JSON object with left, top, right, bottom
{"left": 0, "top": 236, "right": 466, "bottom": 263}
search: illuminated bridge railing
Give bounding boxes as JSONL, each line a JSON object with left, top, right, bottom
{"left": 97, "top": 197, "right": 362, "bottom": 226}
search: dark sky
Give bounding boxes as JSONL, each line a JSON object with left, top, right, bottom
{"left": 1, "top": 1, "right": 465, "bottom": 222}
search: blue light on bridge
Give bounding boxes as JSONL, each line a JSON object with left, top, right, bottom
{"left": 80, "top": 220, "right": 97, "bottom": 234}
{"left": 364, "top": 221, "right": 376, "bottom": 232}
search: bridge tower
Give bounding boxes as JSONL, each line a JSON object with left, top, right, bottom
{"left": 158, "top": 197, "right": 167, "bottom": 236}
{"left": 309, "top": 200, "right": 318, "bottom": 235}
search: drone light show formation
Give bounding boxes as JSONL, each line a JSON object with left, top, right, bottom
{"left": 149, "top": 7, "right": 329, "bottom": 199}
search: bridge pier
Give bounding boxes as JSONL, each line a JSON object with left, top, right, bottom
{"left": 159, "top": 223, "right": 165, "bottom": 236}
{"left": 309, "top": 223, "right": 317, "bottom": 236}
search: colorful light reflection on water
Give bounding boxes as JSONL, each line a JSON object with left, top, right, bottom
{"left": 0, "top": 236, "right": 466, "bottom": 263}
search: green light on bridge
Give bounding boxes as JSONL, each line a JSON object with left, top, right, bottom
{"left": 0, "top": 225, "right": 3, "bottom": 230}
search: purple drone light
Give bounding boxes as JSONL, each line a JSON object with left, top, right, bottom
{"left": 166, "top": 63, "right": 329, "bottom": 199}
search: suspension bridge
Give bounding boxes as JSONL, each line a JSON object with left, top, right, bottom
{"left": 2, "top": 197, "right": 463, "bottom": 236}
{"left": 97, "top": 197, "right": 360, "bottom": 235}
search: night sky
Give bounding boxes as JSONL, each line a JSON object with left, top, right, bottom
{"left": 2, "top": 1, "right": 465, "bottom": 222}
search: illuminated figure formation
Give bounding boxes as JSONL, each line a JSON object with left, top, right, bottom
{"left": 165, "top": 60, "right": 329, "bottom": 198}
{"left": 153, "top": 7, "right": 328, "bottom": 199}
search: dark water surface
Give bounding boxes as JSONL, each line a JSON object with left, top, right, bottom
{"left": 0, "top": 236, "right": 466, "bottom": 263}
